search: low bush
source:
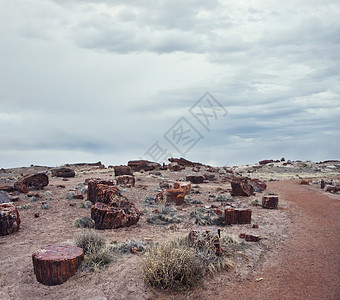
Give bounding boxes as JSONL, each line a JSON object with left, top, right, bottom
{"left": 74, "top": 216, "right": 94, "bottom": 228}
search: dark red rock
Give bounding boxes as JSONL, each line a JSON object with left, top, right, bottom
{"left": 91, "top": 184, "right": 121, "bottom": 205}
{"left": 231, "top": 178, "right": 254, "bottom": 197}
{"left": 73, "top": 192, "right": 84, "bottom": 200}
{"left": 168, "top": 157, "right": 202, "bottom": 167}
{"left": 34, "top": 212, "right": 40, "bottom": 218}
{"left": 204, "top": 174, "right": 217, "bottom": 181}
{"left": 188, "top": 226, "right": 222, "bottom": 256}
{"left": 300, "top": 179, "right": 310, "bottom": 185}
{"left": 165, "top": 189, "right": 186, "bottom": 205}
{"left": 224, "top": 207, "right": 252, "bottom": 225}
{"left": 91, "top": 201, "right": 140, "bottom": 229}
{"left": 324, "top": 185, "right": 340, "bottom": 193}
{"left": 32, "top": 244, "right": 84, "bottom": 286}
{"left": 116, "top": 175, "right": 135, "bottom": 187}
{"left": 128, "top": 160, "right": 160, "bottom": 172}
{"left": 113, "top": 165, "right": 133, "bottom": 176}
{"left": 14, "top": 173, "right": 49, "bottom": 193}
{"left": 57, "top": 185, "right": 66, "bottom": 188}
{"left": 245, "top": 234, "right": 260, "bottom": 242}
{"left": 168, "top": 163, "right": 185, "bottom": 172}
{"left": 87, "top": 179, "right": 115, "bottom": 204}
{"left": 186, "top": 175, "right": 204, "bottom": 184}
{"left": 248, "top": 178, "right": 267, "bottom": 192}
{"left": 252, "top": 224, "right": 259, "bottom": 228}
{"left": 0, "top": 185, "right": 15, "bottom": 192}
{"left": 159, "top": 181, "right": 171, "bottom": 189}
{"left": 0, "top": 203, "right": 21, "bottom": 236}
{"left": 262, "top": 195, "right": 279, "bottom": 209}
{"left": 51, "top": 167, "right": 75, "bottom": 178}
{"left": 239, "top": 233, "right": 245, "bottom": 239}
{"left": 259, "top": 159, "right": 274, "bottom": 165}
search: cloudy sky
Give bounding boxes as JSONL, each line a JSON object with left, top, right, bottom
{"left": 0, "top": 0, "right": 339, "bottom": 168}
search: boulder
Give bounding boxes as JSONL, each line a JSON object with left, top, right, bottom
{"left": 88, "top": 183, "right": 121, "bottom": 204}
{"left": 86, "top": 179, "right": 115, "bottom": 204}
{"left": 91, "top": 201, "right": 140, "bottom": 229}
{"left": 51, "top": 167, "right": 75, "bottom": 178}
{"left": 231, "top": 178, "right": 254, "bottom": 197}
{"left": 262, "top": 195, "right": 279, "bottom": 209}
{"left": 128, "top": 160, "right": 160, "bottom": 172}
{"left": 0, "top": 185, "right": 15, "bottom": 193}
{"left": 116, "top": 175, "right": 135, "bottom": 187}
{"left": 113, "top": 165, "right": 133, "bottom": 176}
{"left": 224, "top": 207, "right": 251, "bottom": 225}
{"left": 186, "top": 175, "right": 204, "bottom": 184}
{"left": 165, "top": 189, "right": 186, "bottom": 205}
{"left": 248, "top": 178, "right": 267, "bottom": 192}
{"left": 259, "top": 159, "right": 274, "bottom": 165}
{"left": 168, "top": 163, "right": 185, "bottom": 172}
{"left": 0, "top": 203, "right": 21, "bottom": 235}
{"left": 32, "top": 244, "right": 83, "bottom": 285}
{"left": 14, "top": 173, "right": 49, "bottom": 193}
{"left": 168, "top": 157, "right": 202, "bottom": 167}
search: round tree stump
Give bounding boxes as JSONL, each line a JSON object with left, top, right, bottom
{"left": 262, "top": 195, "right": 279, "bottom": 209}
{"left": 0, "top": 203, "right": 21, "bottom": 236}
{"left": 32, "top": 244, "right": 84, "bottom": 286}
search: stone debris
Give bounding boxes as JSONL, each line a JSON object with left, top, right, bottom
{"left": 14, "top": 173, "right": 49, "bottom": 193}
{"left": 128, "top": 160, "right": 160, "bottom": 172}
{"left": 116, "top": 175, "right": 136, "bottom": 187}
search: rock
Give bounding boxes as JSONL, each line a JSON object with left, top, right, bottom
{"left": 245, "top": 234, "right": 260, "bottom": 242}
{"left": 51, "top": 167, "right": 75, "bottom": 178}
{"left": 89, "top": 184, "right": 121, "bottom": 205}
{"left": 159, "top": 181, "right": 171, "bottom": 189}
{"left": 91, "top": 201, "right": 140, "bottom": 229}
{"left": 204, "top": 174, "right": 217, "bottom": 181}
{"left": 113, "top": 165, "right": 133, "bottom": 176}
{"left": 321, "top": 179, "right": 326, "bottom": 189}
{"left": 0, "top": 203, "right": 21, "bottom": 235}
{"left": 188, "top": 226, "right": 222, "bottom": 256}
{"left": 116, "top": 175, "right": 135, "bottom": 187}
{"left": 186, "top": 175, "right": 204, "bottom": 184}
{"left": 0, "top": 185, "right": 15, "bottom": 193}
{"left": 168, "top": 157, "right": 202, "bottom": 167}
{"left": 14, "top": 173, "right": 49, "bottom": 193}
{"left": 86, "top": 179, "right": 116, "bottom": 204}
{"left": 231, "top": 178, "right": 254, "bottom": 197}
{"left": 0, "top": 192, "right": 10, "bottom": 204}
{"left": 300, "top": 179, "right": 310, "bottom": 185}
{"left": 168, "top": 163, "right": 185, "bottom": 172}
{"left": 224, "top": 207, "right": 252, "bottom": 225}
{"left": 252, "top": 224, "right": 259, "bottom": 228}
{"left": 73, "top": 191, "right": 84, "bottom": 200}
{"left": 165, "top": 189, "right": 186, "bottom": 205}
{"left": 32, "top": 244, "right": 84, "bottom": 286}
{"left": 173, "top": 182, "right": 191, "bottom": 194}
{"left": 128, "top": 160, "right": 161, "bottom": 172}
{"left": 248, "top": 178, "right": 267, "bottom": 192}
{"left": 262, "top": 195, "right": 279, "bottom": 209}
{"left": 324, "top": 185, "right": 340, "bottom": 193}
{"left": 34, "top": 212, "right": 40, "bottom": 218}
{"left": 259, "top": 159, "right": 274, "bottom": 165}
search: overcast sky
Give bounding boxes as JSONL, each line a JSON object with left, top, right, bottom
{"left": 0, "top": 0, "right": 339, "bottom": 168}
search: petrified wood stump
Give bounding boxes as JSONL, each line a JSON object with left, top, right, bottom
{"left": 91, "top": 202, "right": 140, "bottom": 229}
{"left": 165, "top": 189, "right": 186, "bottom": 205}
{"left": 113, "top": 165, "right": 133, "bottom": 176}
{"left": 224, "top": 207, "right": 252, "bottom": 225}
{"left": 262, "top": 195, "right": 279, "bottom": 209}
{"left": 188, "top": 226, "right": 222, "bottom": 256}
{"left": 186, "top": 175, "right": 204, "bottom": 184}
{"left": 231, "top": 179, "right": 254, "bottom": 197}
{"left": 116, "top": 175, "right": 135, "bottom": 187}
{"left": 32, "top": 244, "right": 84, "bottom": 286}
{"left": 0, "top": 203, "right": 21, "bottom": 236}
{"left": 14, "top": 173, "right": 49, "bottom": 193}
{"left": 87, "top": 179, "right": 116, "bottom": 204}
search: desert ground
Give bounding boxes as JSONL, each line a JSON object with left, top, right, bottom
{"left": 0, "top": 159, "right": 339, "bottom": 300}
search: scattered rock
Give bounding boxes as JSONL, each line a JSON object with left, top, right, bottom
{"left": 0, "top": 203, "right": 21, "bottom": 236}
{"left": 168, "top": 162, "right": 185, "bottom": 172}
{"left": 51, "top": 167, "right": 75, "bottom": 178}
{"left": 186, "top": 175, "right": 204, "bottom": 184}
{"left": 128, "top": 160, "right": 160, "bottom": 172}
{"left": 14, "top": 173, "right": 49, "bottom": 193}
{"left": 262, "top": 195, "right": 279, "bottom": 209}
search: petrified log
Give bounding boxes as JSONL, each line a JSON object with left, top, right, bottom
{"left": 300, "top": 179, "right": 310, "bottom": 185}
{"left": 324, "top": 185, "right": 340, "bottom": 193}
{"left": 128, "top": 160, "right": 161, "bottom": 172}
{"left": 224, "top": 207, "right": 252, "bottom": 225}
{"left": 259, "top": 159, "right": 274, "bottom": 165}
{"left": 188, "top": 226, "right": 222, "bottom": 256}
{"left": 173, "top": 182, "right": 191, "bottom": 193}
{"left": 91, "top": 202, "right": 140, "bottom": 229}
{"left": 248, "top": 178, "right": 267, "bottom": 192}
{"left": 0, "top": 203, "right": 21, "bottom": 235}
{"left": 0, "top": 185, "right": 15, "bottom": 193}
{"left": 32, "top": 244, "right": 84, "bottom": 286}
{"left": 116, "top": 175, "right": 135, "bottom": 187}
{"left": 51, "top": 167, "right": 75, "bottom": 178}
{"left": 165, "top": 189, "right": 186, "bottom": 205}
{"left": 186, "top": 175, "right": 204, "bottom": 184}
{"left": 168, "top": 163, "right": 185, "bottom": 172}
{"left": 245, "top": 234, "right": 260, "bottom": 242}
{"left": 91, "top": 184, "right": 121, "bottom": 204}
{"left": 262, "top": 195, "right": 279, "bottom": 209}
{"left": 87, "top": 179, "right": 116, "bottom": 204}
{"left": 113, "top": 165, "right": 133, "bottom": 176}
{"left": 231, "top": 179, "right": 254, "bottom": 197}
{"left": 168, "top": 157, "right": 202, "bottom": 167}
{"left": 14, "top": 173, "right": 49, "bottom": 193}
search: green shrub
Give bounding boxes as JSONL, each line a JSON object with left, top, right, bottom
{"left": 74, "top": 216, "right": 94, "bottom": 228}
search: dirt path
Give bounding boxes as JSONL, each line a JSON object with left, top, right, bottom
{"left": 195, "top": 180, "right": 340, "bottom": 300}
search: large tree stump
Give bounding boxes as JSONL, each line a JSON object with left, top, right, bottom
{"left": 32, "top": 244, "right": 84, "bottom": 286}
{"left": 14, "top": 173, "right": 49, "bottom": 193}
{"left": 91, "top": 202, "right": 140, "bottom": 229}
{"left": 87, "top": 179, "right": 116, "bottom": 204}
{"left": 224, "top": 207, "right": 252, "bottom": 225}
{"left": 188, "top": 226, "right": 222, "bottom": 256}
{"left": 262, "top": 195, "right": 279, "bottom": 209}
{"left": 0, "top": 203, "right": 21, "bottom": 236}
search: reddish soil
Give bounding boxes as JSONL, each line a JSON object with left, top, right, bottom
{"left": 193, "top": 180, "right": 340, "bottom": 300}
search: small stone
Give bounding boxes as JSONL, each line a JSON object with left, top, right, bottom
{"left": 34, "top": 212, "right": 40, "bottom": 218}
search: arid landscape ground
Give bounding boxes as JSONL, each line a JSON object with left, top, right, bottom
{"left": 0, "top": 159, "right": 339, "bottom": 300}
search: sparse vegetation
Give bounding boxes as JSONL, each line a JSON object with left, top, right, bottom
{"left": 74, "top": 216, "right": 94, "bottom": 228}
{"left": 141, "top": 234, "right": 234, "bottom": 290}
{"left": 109, "top": 239, "right": 147, "bottom": 254}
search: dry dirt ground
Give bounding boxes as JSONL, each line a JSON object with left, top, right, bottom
{"left": 0, "top": 164, "right": 339, "bottom": 300}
